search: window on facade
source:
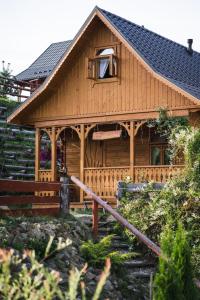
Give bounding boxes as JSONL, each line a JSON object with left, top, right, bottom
{"left": 87, "top": 46, "right": 118, "bottom": 80}
{"left": 151, "top": 145, "right": 170, "bottom": 165}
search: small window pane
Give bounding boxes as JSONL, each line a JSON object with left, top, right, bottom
{"left": 97, "top": 48, "right": 114, "bottom": 56}
{"left": 151, "top": 146, "right": 161, "bottom": 165}
{"left": 98, "top": 58, "right": 110, "bottom": 79}
{"left": 164, "top": 148, "right": 171, "bottom": 165}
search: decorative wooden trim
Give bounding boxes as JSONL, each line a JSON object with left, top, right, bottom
{"left": 33, "top": 108, "right": 190, "bottom": 128}
{"left": 55, "top": 126, "right": 67, "bottom": 140}
{"left": 70, "top": 125, "right": 81, "bottom": 139}
{"left": 134, "top": 120, "right": 146, "bottom": 136}
{"left": 118, "top": 121, "right": 130, "bottom": 136}
{"left": 85, "top": 123, "right": 97, "bottom": 138}
{"left": 41, "top": 127, "right": 53, "bottom": 141}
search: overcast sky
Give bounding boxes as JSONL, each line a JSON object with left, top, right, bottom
{"left": 0, "top": 0, "right": 200, "bottom": 75}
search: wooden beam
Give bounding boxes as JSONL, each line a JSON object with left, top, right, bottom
{"left": 0, "top": 179, "right": 61, "bottom": 192}
{"left": 80, "top": 124, "right": 85, "bottom": 202}
{"left": 130, "top": 121, "right": 135, "bottom": 181}
{"left": 0, "top": 196, "right": 60, "bottom": 205}
{"left": 51, "top": 126, "right": 57, "bottom": 181}
{"left": 33, "top": 108, "right": 190, "bottom": 128}
{"left": 35, "top": 128, "right": 40, "bottom": 181}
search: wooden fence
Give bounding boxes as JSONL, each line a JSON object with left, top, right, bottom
{"left": 0, "top": 179, "right": 62, "bottom": 216}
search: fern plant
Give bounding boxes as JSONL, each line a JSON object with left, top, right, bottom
{"left": 80, "top": 234, "right": 136, "bottom": 268}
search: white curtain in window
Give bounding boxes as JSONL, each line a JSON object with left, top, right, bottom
{"left": 99, "top": 58, "right": 109, "bottom": 78}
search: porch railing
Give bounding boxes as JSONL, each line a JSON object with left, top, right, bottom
{"left": 38, "top": 169, "right": 52, "bottom": 182}
{"left": 134, "top": 165, "right": 184, "bottom": 183}
{"left": 84, "top": 166, "right": 130, "bottom": 198}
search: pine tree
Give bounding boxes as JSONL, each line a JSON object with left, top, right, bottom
{"left": 153, "top": 223, "right": 199, "bottom": 300}
{"left": 0, "top": 61, "right": 14, "bottom": 97}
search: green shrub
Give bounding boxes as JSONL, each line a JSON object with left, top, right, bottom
{"left": 153, "top": 223, "right": 199, "bottom": 300}
{"left": 80, "top": 234, "right": 136, "bottom": 268}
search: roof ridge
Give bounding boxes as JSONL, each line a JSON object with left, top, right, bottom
{"left": 99, "top": 7, "right": 200, "bottom": 56}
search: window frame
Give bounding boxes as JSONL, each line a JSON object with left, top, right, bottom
{"left": 150, "top": 143, "right": 170, "bottom": 166}
{"left": 86, "top": 44, "right": 120, "bottom": 83}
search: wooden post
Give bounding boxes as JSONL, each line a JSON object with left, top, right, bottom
{"left": 35, "top": 128, "right": 40, "bottom": 181}
{"left": 130, "top": 121, "right": 135, "bottom": 182}
{"left": 51, "top": 127, "right": 57, "bottom": 181}
{"left": 60, "top": 176, "right": 70, "bottom": 215}
{"left": 80, "top": 124, "right": 85, "bottom": 202}
{"left": 92, "top": 200, "right": 98, "bottom": 238}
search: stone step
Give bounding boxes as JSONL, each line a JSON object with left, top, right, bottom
{"left": 111, "top": 242, "right": 130, "bottom": 250}
{"left": 4, "top": 164, "right": 34, "bottom": 171}
{"left": 126, "top": 267, "right": 155, "bottom": 279}
{"left": 123, "top": 259, "right": 155, "bottom": 268}
{"left": 3, "top": 150, "right": 34, "bottom": 157}
{"left": 0, "top": 106, "right": 7, "bottom": 111}
{"left": 4, "top": 143, "right": 34, "bottom": 150}
{"left": 0, "top": 157, "right": 34, "bottom": 168}
{"left": 0, "top": 126, "right": 34, "bottom": 136}
{"left": 8, "top": 172, "right": 34, "bottom": 178}
{"left": 0, "top": 133, "right": 35, "bottom": 142}
{"left": 17, "top": 158, "right": 35, "bottom": 165}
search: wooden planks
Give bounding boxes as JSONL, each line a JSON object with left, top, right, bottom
{"left": 24, "top": 20, "right": 194, "bottom": 125}
{"left": 0, "top": 179, "right": 61, "bottom": 192}
{"left": 92, "top": 130, "right": 122, "bottom": 140}
{"left": 0, "top": 196, "right": 60, "bottom": 205}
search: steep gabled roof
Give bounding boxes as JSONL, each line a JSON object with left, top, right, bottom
{"left": 100, "top": 8, "right": 200, "bottom": 99}
{"left": 8, "top": 7, "right": 200, "bottom": 124}
{"left": 16, "top": 40, "right": 71, "bottom": 81}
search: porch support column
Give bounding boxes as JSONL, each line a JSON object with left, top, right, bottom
{"left": 80, "top": 124, "right": 85, "bottom": 202}
{"left": 51, "top": 126, "right": 57, "bottom": 181}
{"left": 35, "top": 127, "right": 40, "bottom": 181}
{"left": 130, "top": 121, "right": 135, "bottom": 182}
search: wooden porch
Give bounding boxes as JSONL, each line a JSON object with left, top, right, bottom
{"left": 35, "top": 121, "right": 185, "bottom": 206}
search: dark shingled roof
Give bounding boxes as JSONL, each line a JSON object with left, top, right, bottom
{"left": 16, "top": 40, "right": 71, "bottom": 81}
{"left": 99, "top": 8, "right": 200, "bottom": 100}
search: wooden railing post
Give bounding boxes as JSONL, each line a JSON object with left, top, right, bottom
{"left": 35, "top": 128, "right": 40, "bottom": 181}
{"left": 92, "top": 199, "right": 98, "bottom": 239}
{"left": 51, "top": 126, "right": 57, "bottom": 181}
{"left": 130, "top": 121, "right": 135, "bottom": 182}
{"left": 80, "top": 124, "right": 85, "bottom": 202}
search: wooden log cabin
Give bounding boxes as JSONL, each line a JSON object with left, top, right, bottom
{"left": 8, "top": 7, "right": 200, "bottom": 207}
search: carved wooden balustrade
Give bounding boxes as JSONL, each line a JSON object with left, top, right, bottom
{"left": 134, "top": 165, "right": 185, "bottom": 183}
{"left": 38, "top": 169, "right": 53, "bottom": 196}
{"left": 38, "top": 169, "right": 53, "bottom": 182}
{"left": 84, "top": 167, "right": 130, "bottom": 199}
{"left": 84, "top": 165, "right": 184, "bottom": 199}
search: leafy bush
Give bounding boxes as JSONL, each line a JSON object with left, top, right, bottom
{"left": 119, "top": 126, "right": 200, "bottom": 277}
{"left": 153, "top": 223, "right": 199, "bottom": 300}
{"left": 80, "top": 234, "right": 136, "bottom": 268}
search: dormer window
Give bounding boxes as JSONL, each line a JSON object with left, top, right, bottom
{"left": 87, "top": 45, "right": 118, "bottom": 81}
